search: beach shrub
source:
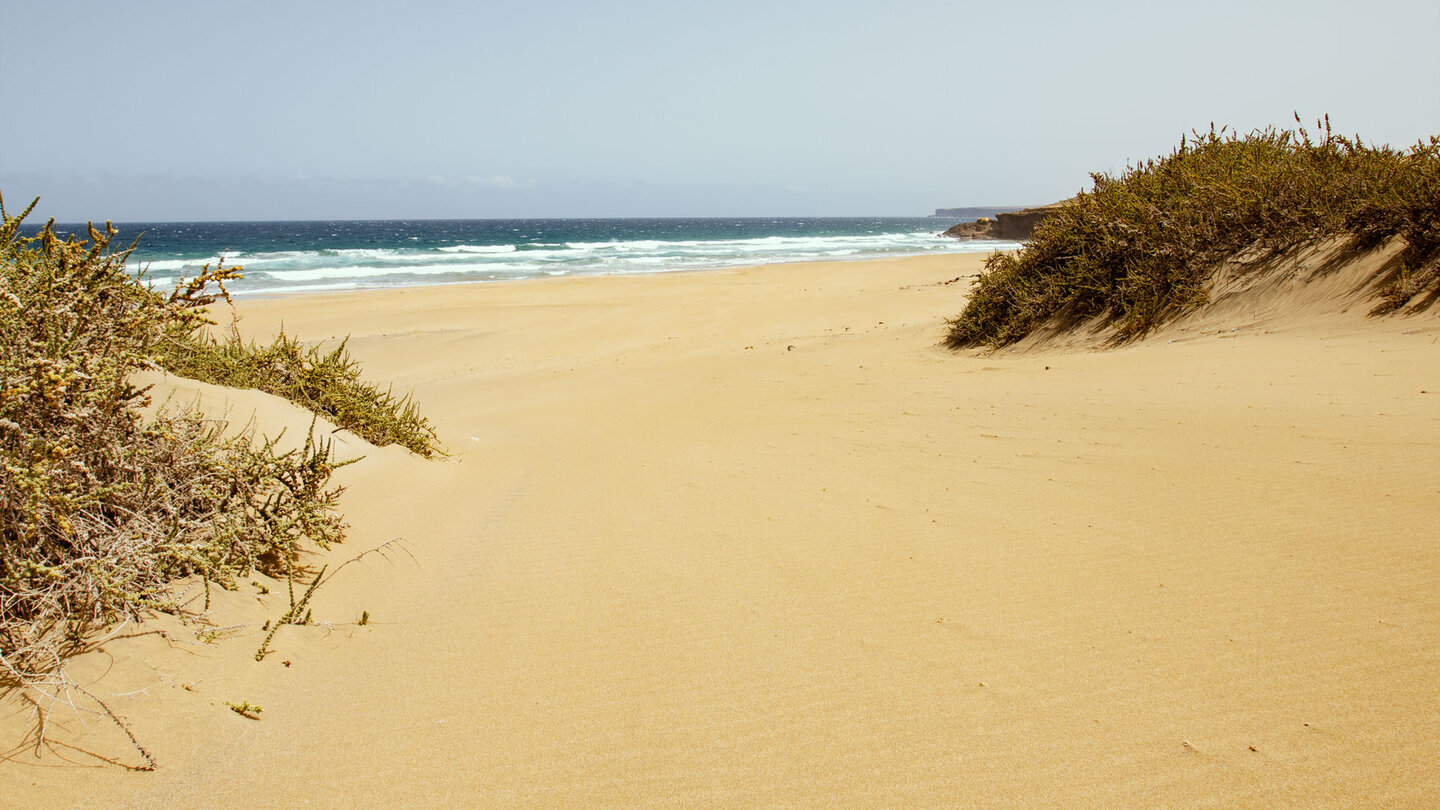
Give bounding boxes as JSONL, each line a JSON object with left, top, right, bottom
{"left": 0, "top": 194, "right": 439, "bottom": 766}
{"left": 0, "top": 197, "right": 352, "bottom": 691}
{"left": 947, "top": 118, "right": 1440, "bottom": 346}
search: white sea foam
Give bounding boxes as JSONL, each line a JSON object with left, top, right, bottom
{"left": 263, "top": 265, "right": 435, "bottom": 282}
{"left": 222, "top": 250, "right": 321, "bottom": 266}
{"left": 261, "top": 261, "right": 557, "bottom": 282}
{"left": 247, "top": 281, "right": 364, "bottom": 295}
{"left": 136, "top": 226, "right": 1018, "bottom": 295}
{"left": 331, "top": 248, "right": 403, "bottom": 258}
{"left": 135, "top": 256, "right": 225, "bottom": 272}
{"left": 438, "top": 244, "right": 518, "bottom": 254}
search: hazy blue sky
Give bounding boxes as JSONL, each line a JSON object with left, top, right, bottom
{"left": 2, "top": 0, "right": 1437, "bottom": 221}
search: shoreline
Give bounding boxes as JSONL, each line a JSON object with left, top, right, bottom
{"left": 217, "top": 242, "right": 1021, "bottom": 302}
{"left": 115, "top": 216, "right": 1007, "bottom": 300}
{"left": 222, "top": 250, "right": 997, "bottom": 304}
{"left": 5, "top": 252, "right": 1437, "bottom": 807}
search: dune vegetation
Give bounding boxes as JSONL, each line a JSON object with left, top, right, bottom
{"left": 155, "top": 327, "right": 439, "bottom": 457}
{"left": 947, "top": 117, "right": 1440, "bottom": 347}
{"left": 0, "top": 196, "right": 436, "bottom": 762}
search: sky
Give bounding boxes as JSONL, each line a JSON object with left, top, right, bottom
{"left": 1, "top": 0, "right": 1437, "bottom": 222}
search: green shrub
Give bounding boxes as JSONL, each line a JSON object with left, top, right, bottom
{"left": 947, "top": 118, "right": 1440, "bottom": 347}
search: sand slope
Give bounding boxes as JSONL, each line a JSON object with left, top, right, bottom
{"left": 3, "top": 253, "right": 1437, "bottom": 807}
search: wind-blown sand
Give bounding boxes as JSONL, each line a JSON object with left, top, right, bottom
{"left": 4, "top": 252, "right": 1437, "bottom": 807}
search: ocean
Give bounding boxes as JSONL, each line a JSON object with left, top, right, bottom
{"left": 55, "top": 218, "right": 1014, "bottom": 296}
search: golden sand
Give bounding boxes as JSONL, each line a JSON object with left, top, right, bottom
{"left": 4, "top": 252, "right": 1437, "bottom": 807}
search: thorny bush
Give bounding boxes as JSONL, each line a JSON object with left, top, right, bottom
{"left": 0, "top": 195, "right": 362, "bottom": 688}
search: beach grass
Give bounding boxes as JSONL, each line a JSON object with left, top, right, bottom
{"left": 155, "top": 327, "right": 440, "bottom": 457}
{"left": 947, "top": 117, "right": 1440, "bottom": 346}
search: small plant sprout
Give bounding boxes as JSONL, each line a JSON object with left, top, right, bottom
{"left": 254, "top": 538, "right": 410, "bottom": 661}
{"left": 225, "top": 701, "right": 263, "bottom": 720}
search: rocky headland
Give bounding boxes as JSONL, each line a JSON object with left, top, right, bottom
{"left": 942, "top": 198, "right": 1074, "bottom": 241}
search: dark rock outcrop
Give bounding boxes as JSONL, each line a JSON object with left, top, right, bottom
{"left": 942, "top": 199, "right": 1074, "bottom": 241}
{"left": 941, "top": 217, "right": 999, "bottom": 240}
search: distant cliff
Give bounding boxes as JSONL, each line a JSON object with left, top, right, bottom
{"left": 932, "top": 206, "right": 1014, "bottom": 220}
{"left": 941, "top": 199, "right": 1074, "bottom": 241}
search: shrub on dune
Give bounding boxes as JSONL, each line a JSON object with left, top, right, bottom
{"left": 947, "top": 118, "right": 1440, "bottom": 347}
{"left": 0, "top": 195, "right": 437, "bottom": 764}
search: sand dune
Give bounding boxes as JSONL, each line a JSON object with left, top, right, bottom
{"left": 3, "top": 252, "right": 1437, "bottom": 807}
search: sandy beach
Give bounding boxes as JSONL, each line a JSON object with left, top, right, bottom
{"left": 3, "top": 252, "right": 1437, "bottom": 807}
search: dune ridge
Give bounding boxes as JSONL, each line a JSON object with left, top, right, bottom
{"left": 3, "top": 252, "right": 1436, "bottom": 807}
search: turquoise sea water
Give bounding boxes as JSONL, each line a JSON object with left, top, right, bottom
{"left": 61, "top": 217, "right": 1015, "bottom": 296}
